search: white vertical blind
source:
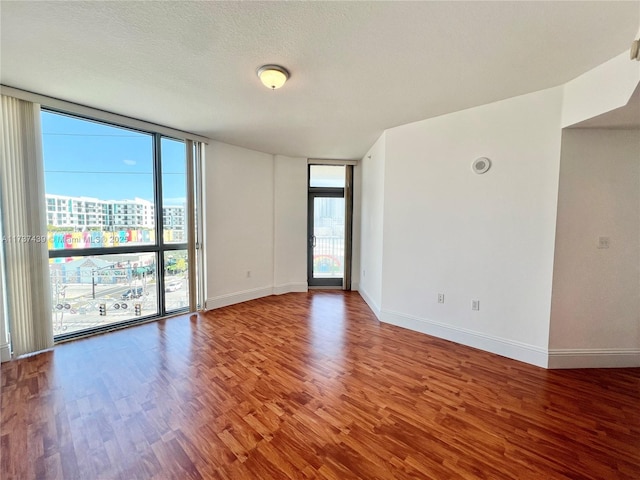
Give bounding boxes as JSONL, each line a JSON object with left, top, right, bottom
{"left": 0, "top": 201, "right": 9, "bottom": 362}
{"left": 0, "top": 95, "right": 53, "bottom": 356}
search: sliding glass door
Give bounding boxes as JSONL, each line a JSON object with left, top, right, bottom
{"left": 42, "top": 110, "right": 199, "bottom": 338}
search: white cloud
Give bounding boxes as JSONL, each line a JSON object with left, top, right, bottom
{"left": 123, "top": 159, "right": 137, "bottom": 166}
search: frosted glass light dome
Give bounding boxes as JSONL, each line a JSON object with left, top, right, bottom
{"left": 257, "top": 65, "right": 289, "bottom": 90}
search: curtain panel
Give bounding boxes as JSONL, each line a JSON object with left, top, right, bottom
{"left": 0, "top": 95, "right": 53, "bottom": 357}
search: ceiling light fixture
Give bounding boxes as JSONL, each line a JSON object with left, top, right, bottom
{"left": 257, "top": 65, "right": 289, "bottom": 90}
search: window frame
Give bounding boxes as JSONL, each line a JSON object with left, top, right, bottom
{"left": 42, "top": 108, "right": 196, "bottom": 341}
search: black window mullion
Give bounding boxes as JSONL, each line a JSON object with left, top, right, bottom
{"left": 309, "top": 187, "right": 345, "bottom": 196}
{"left": 154, "top": 134, "right": 166, "bottom": 316}
{"left": 162, "top": 243, "right": 188, "bottom": 252}
{"left": 49, "top": 244, "right": 160, "bottom": 258}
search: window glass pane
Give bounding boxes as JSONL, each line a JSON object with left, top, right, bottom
{"left": 50, "top": 253, "right": 158, "bottom": 335}
{"left": 42, "top": 111, "right": 197, "bottom": 339}
{"left": 164, "top": 250, "right": 189, "bottom": 312}
{"left": 42, "top": 111, "right": 155, "bottom": 250}
{"left": 309, "top": 165, "right": 345, "bottom": 188}
{"left": 161, "top": 138, "right": 187, "bottom": 244}
{"left": 312, "top": 197, "right": 345, "bottom": 278}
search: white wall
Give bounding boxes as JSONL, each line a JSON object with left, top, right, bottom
{"left": 204, "top": 142, "right": 308, "bottom": 309}
{"left": 356, "top": 51, "right": 640, "bottom": 369}
{"left": 376, "top": 87, "right": 564, "bottom": 367}
{"left": 273, "top": 155, "right": 308, "bottom": 294}
{"left": 549, "top": 129, "right": 640, "bottom": 368}
{"left": 358, "top": 133, "right": 386, "bottom": 317}
{"left": 562, "top": 51, "right": 640, "bottom": 128}
{"left": 205, "top": 141, "right": 275, "bottom": 307}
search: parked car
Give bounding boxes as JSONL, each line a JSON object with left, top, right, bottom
{"left": 121, "top": 287, "right": 143, "bottom": 300}
{"left": 165, "top": 281, "right": 182, "bottom": 292}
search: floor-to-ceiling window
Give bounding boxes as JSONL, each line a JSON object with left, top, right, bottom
{"left": 42, "top": 110, "right": 198, "bottom": 338}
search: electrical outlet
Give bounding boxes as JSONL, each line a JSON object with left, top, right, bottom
{"left": 437, "top": 293, "right": 445, "bottom": 304}
{"left": 246, "top": 270, "right": 251, "bottom": 278}
{"left": 597, "top": 236, "right": 610, "bottom": 249}
{"left": 472, "top": 300, "right": 480, "bottom": 311}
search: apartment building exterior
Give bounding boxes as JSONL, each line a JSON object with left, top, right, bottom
{"left": 45, "top": 194, "right": 184, "bottom": 232}
{"left": 46, "top": 195, "right": 109, "bottom": 228}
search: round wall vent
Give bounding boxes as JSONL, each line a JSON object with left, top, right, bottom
{"left": 472, "top": 157, "right": 491, "bottom": 174}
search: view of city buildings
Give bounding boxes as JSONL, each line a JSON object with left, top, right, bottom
{"left": 45, "top": 194, "right": 186, "bottom": 247}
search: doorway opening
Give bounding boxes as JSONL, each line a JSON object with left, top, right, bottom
{"left": 308, "top": 165, "right": 353, "bottom": 288}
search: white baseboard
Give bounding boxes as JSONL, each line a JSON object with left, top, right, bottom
{"left": 206, "top": 286, "right": 274, "bottom": 310}
{"left": 548, "top": 348, "right": 640, "bottom": 369}
{"left": 273, "top": 282, "right": 308, "bottom": 295}
{"left": 357, "top": 288, "right": 381, "bottom": 320}
{"left": 206, "top": 283, "right": 308, "bottom": 310}
{"left": 0, "top": 342, "right": 10, "bottom": 363}
{"left": 199, "top": 290, "right": 640, "bottom": 370}
{"left": 380, "top": 309, "right": 548, "bottom": 368}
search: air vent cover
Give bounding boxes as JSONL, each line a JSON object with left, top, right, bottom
{"left": 472, "top": 157, "right": 491, "bottom": 174}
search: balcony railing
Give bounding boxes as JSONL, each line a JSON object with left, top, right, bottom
{"left": 313, "top": 235, "right": 344, "bottom": 278}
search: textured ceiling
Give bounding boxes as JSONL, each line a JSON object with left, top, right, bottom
{"left": 1, "top": 1, "right": 638, "bottom": 159}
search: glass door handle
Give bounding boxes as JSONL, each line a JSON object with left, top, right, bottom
{"left": 310, "top": 235, "right": 316, "bottom": 247}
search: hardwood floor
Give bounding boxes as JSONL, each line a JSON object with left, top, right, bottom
{"left": 1, "top": 291, "right": 639, "bottom": 479}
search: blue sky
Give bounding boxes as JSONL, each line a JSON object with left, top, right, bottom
{"left": 41, "top": 111, "right": 186, "bottom": 204}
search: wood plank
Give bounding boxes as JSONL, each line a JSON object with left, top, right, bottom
{"left": 1, "top": 291, "right": 639, "bottom": 479}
